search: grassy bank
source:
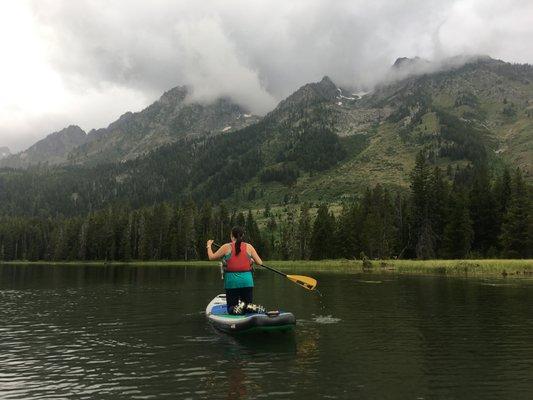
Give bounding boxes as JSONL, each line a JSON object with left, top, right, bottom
{"left": 2, "top": 259, "right": 532, "bottom": 278}
{"left": 266, "top": 259, "right": 533, "bottom": 278}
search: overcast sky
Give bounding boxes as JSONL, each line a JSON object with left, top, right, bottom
{"left": 1, "top": 0, "right": 532, "bottom": 152}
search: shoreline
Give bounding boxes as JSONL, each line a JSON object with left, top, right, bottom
{"left": 1, "top": 259, "right": 532, "bottom": 278}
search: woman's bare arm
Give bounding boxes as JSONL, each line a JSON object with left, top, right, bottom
{"left": 248, "top": 244, "right": 263, "bottom": 265}
{"left": 207, "top": 241, "right": 230, "bottom": 261}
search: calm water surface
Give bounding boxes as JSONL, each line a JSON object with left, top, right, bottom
{"left": 0, "top": 264, "right": 532, "bottom": 399}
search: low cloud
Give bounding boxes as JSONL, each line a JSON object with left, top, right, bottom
{"left": 175, "top": 17, "right": 277, "bottom": 114}
{"left": 1, "top": 0, "right": 532, "bottom": 150}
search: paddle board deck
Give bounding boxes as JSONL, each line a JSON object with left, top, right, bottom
{"left": 206, "top": 294, "right": 296, "bottom": 334}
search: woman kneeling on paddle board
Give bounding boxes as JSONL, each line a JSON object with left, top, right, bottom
{"left": 206, "top": 226, "right": 265, "bottom": 315}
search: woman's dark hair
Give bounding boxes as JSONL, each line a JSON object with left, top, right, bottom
{"left": 231, "top": 226, "right": 245, "bottom": 255}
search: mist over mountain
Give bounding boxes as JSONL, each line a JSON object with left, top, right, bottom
{"left": 0, "top": 146, "right": 10, "bottom": 160}
{"left": 66, "top": 85, "right": 260, "bottom": 166}
{"left": 3, "top": 54, "right": 504, "bottom": 168}
{"left": 2, "top": 1, "right": 532, "bottom": 152}
{"left": 0, "top": 86, "right": 260, "bottom": 168}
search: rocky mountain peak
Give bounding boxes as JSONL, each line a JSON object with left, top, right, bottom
{"left": 313, "top": 76, "right": 339, "bottom": 100}
{"left": 390, "top": 56, "right": 432, "bottom": 75}
{"left": 273, "top": 75, "right": 339, "bottom": 114}
{"left": 52, "top": 125, "right": 86, "bottom": 140}
{"left": 158, "top": 85, "right": 189, "bottom": 105}
{"left": 63, "top": 84, "right": 260, "bottom": 165}
{"left": 0, "top": 125, "right": 87, "bottom": 168}
{"left": 392, "top": 56, "right": 424, "bottom": 69}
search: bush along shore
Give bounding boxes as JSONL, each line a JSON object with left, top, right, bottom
{"left": 2, "top": 259, "right": 532, "bottom": 278}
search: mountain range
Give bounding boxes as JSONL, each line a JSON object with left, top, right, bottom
{"left": 0, "top": 86, "right": 260, "bottom": 168}
{"left": 0, "top": 55, "right": 531, "bottom": 216}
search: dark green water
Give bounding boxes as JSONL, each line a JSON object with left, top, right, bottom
{"left": 0, "top": 264, "right": 532, "bottom": 400}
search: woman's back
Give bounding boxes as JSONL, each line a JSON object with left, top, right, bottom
{"left": 224, "top": 242, "right": 252, "bottom": 272}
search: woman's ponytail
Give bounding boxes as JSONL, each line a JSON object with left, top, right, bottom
{"left": 231, "top": 226, "right": 245, "bottom": 255}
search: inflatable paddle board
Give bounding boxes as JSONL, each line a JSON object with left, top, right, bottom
{"left": 206, "top": 294, "right": 296, "bottom": 333}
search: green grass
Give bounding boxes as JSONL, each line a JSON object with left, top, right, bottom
{"left": 2, "top": 259, "right": 532, "bottom": 278}
{"left": 267, "top": 259, "right": 533, "bottom": 278}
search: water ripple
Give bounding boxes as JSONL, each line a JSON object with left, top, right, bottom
{"left": 1, "top": 265, "right": 532, "bottom": 399}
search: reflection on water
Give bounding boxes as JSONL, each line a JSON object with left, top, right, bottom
{"left": 310, "top": 315, "right": 342, "bottom": 324}
{"left": 0, "top": 264, "right": 532, "bottom": 399}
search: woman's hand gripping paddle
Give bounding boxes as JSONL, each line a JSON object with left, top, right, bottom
{"left": 212, "top": 242, "right": 317, "bottom": 291}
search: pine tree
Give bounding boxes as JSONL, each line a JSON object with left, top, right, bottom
{"left": 234, "top": 212, "right": 246, "bottom": 228}
{"left": 378, "top": 188, "right": 398, "bottom": 258}
{"left": 469, "top": 165, "right": 498, "bottom": 256}
{"left": 493, "top": 166, "right": 512, "bottom": 249}
{"left": 297, "top": 203, "right": 312, "bottom": 259}
{"left": 120, "top": 213, "right": 133, "bottom": 261}
{"left": 245, "top": 210, "right": 266, "bottom": 255}
{"left": 137, "top": 211, "right": 150, "bottom": 260}
{"left": 278, "top": 210, "right": 297, "bottom": 260}
{"left": 181, "top": 201, "right": 197, "bottom": 261}
{"left": 153, "top": 203, "right": 171, "bottom": 259}
{"left": 336, "top": 202, "right": 358, "bottom": 258}
{"left": 394, "top": 193, "right": 410, "bottom": 258}
{"left": 442, "top": 189, "right": 473, "bottom": 258}
{"left": 169, "top": 207, "right": 182, "bottom": 260}
{"left": 359, "top": 186, "right": 397, "bottom": 259}
{"left": 310, "top": 204, "right": 336, "bottom": 260}
{"left": 410, "top": 152, "right": 436, "bottom": 258}
{"left": 266, "top": 215, "right": 278, "bottom": 258}
{"left": 52, "top": 225, "right": 67, "bottom": 260}
{"left": 496, "top": 167, "right": 512, "bottom": 216}
{"left": 214, "top": 204, "right": 230, "bottom": 244}
{"left": 500, "top": 168, "right": 530, "bottom": 258}
{"left": 429, "top": 167, "right": 449, "bottom": 255}
{"left": 102, "top": 208, "right": 116, "bottom": 260}
{"left": 196, "top": 202, "right": 213, "bottom": 260}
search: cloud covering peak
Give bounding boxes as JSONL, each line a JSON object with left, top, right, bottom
{"left": 1, "top": 0, "right": 532, "bottom": 150}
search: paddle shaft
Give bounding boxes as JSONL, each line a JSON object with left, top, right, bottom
{"left": 254, "top": 262, "right": 288, "bottom": 277}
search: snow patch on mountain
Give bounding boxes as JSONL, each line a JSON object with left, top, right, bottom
{"left": 352, "top": 91, "right": 370, "bottom": 99}
{"left": 336, "top": 88, "right": 356, "bottom": 101}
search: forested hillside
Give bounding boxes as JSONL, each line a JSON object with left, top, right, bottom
{"left": 0, "top": 156, "right": 530, "bottom": 261}
{"left": 0, "top": 76, "right": 345, "bottom": 216}
{"left": 0, "top": 56, "right": 531, "bottom": 260}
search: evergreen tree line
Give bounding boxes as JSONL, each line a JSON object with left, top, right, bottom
{"left": 262, "top": 157, "right": 531, "bottom": 260}
{"left": 0, "top": 202, "right": 268, "bottom": 262}
{"left": 0, "top": 157, "right": 531, "bottom": 261}
{"left": 406, "top": 154, "right": 531, "bottom": 259}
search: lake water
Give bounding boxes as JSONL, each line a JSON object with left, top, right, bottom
{"left": 0, "top": 264, "right": 532, "bottom": 399}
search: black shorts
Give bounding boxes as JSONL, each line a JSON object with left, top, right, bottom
{"left": 225, "top": 287, "right": 253, "bottom": 314}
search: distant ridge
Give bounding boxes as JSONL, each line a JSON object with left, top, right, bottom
{"left": 0, "top": 86, "right": 261, "bottom": 169}
{"left": 0, "top": 125, "right": 87, "bottom": 168}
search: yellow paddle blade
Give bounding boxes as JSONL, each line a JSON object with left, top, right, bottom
{"left": 287, "top": 274, "right": 317, "bottom": 291}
